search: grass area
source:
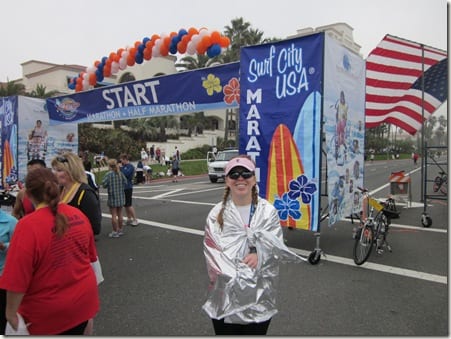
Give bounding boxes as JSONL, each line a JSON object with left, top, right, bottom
{"left": 93, "top": 159, "right": 208, "bottom": 184}
{"left": 149, "top": 159, "right": 208, "bottom": 177}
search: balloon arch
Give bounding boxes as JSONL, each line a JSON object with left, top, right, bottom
{"left": 69, "top": 27, "right": 231, "bottom": 92}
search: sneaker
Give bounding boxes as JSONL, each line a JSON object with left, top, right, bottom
{"left": 125, "top": 219, "right": 132, "bottom": 225}
{"left": 108, "top": 231, "right": 119, "bottom": 238}
{"left": 131, "top": 220, "right": 139, "bottom": 227}
{"left": 117, "top": 229, "right": 124, "bottom": 236}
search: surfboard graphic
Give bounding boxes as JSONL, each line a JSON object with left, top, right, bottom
{"left": 3, "top": 139, "right": 12, "bottom": 184}
{"left": 293, "top": 91, "right": 321, "bottom": 231}
{"left": 266, "top": 124, "right": 311, "bottom": 229}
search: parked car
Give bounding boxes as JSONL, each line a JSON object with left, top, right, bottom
{"left": 207, "top": 149, "right": 239, "bottom": 183}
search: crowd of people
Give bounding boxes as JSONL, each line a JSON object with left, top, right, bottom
{"left": 0, "top": 147, "right": 307, "bottom": 335}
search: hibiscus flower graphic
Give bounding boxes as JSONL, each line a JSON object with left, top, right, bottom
{"left": 202, "top": 74, "right": 222, "bottom": 96}
{"left": 288, "top": 174, "right": 317, "bottom": 204}
{"left": 223, "top": 77, "right": 240, "bottom": 105}
{"left": 274, "top": 193, "right": 302, "bottom": 221}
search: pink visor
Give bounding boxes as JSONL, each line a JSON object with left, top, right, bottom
{"left": 225, "top": 157, "right": 256, "bottom": 176}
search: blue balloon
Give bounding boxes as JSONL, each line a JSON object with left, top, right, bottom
{"left": 178, "top": 29, "right": 188, "bottom": 36}
{"left": 142, "top": 37, "right": 150, "bottom": 45}
{"left": 96, "top": 73, "right": 104, "bottom": 82}
{"left": 138, "top": 43, "right": 146, "bottom": 53}
{"left": 207, "top": 44, "right": 221, "bottom": 58}
{"left": 101, "top": 56, "right": 108, "bottom": 64}
{"left": 135, "top": 54, "right": 144, "bottom": 64}
{"left": 169, "top": 44, "right": 178, "bottom": 54}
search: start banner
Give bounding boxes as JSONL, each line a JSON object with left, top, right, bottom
{"left": 46, "top": 62, "right": 240, "bottom": 125}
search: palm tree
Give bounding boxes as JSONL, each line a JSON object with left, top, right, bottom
{"left": 221, "top": 17, "right": 266, "bottom": 62}
{"left": 27, "top": 84, "right": 59, "bottom": 98}
{"left": 0, "top": 80, "right": 26, "bottom": 97}
{"left": 175, "top": 54, "right": 222, "bottom": 71}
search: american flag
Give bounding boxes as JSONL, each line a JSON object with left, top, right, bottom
{"left": 365, "top": 34, "right": 448, "bottom": 135}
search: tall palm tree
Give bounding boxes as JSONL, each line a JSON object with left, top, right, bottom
{"left": 221, "top": 17, "right": 266, "bottom": 62}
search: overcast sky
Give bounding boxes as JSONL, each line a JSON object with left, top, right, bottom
{"left": 1, "top": 0, "right": 447, "bottom": 81}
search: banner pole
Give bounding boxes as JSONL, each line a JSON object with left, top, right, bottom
{"left": 420, "top": 44, "right": 425, "bottom": 203}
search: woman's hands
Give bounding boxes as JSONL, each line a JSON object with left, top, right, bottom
{"left": 243, "top": 253, "right": 258, "bottom": 269}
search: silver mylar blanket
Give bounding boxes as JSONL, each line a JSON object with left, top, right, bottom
{"left": 202, "top": 197, "right": 307, "bottom": 324}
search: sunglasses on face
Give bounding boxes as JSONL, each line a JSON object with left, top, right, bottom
{"left": 228, "top": 170, "right": 254, "bottom": 180}
{"left": 56, "top": 156, "right": 68, "bottom": 163}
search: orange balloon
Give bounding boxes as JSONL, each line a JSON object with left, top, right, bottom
{"left": 127, "top": 55, "right": 135, "bottom": 66}
{"left": 196, "top": 41, "right": 207, "bottom": 54}
{"left": 128, "top": 47, "right": 137, "bottom": 57}
{"left": 177, "top": 41, "right": 187, "bottom": 54}
{"left": 94, "top": 60, "right": 101, "bottom": 67}
{"left": 201, "top": 35, "right": 212, "bottom": 48}
{"left": 220, "top": 36, "right": 230, "bottom": 48}
{"left": 160, "top": 45, "right": 169, "bottom": 56}
{"left": 181, "top": 35, "right": 190, "bottom": 44}
{"left": 163, "top": 36, "right": 171, "bottom": 48}
{"left": 188, "top": 27, "right": 198, "bottom": 36}
{"left": 134, "top": 41, "right": 141, "bottom": 48}
{"left": 210, "top": 31, "right": 221, "bottom": 44}
{"left": 103, "top": 65, "right": 111, "bottom": 77}
{"left": 89, "top": 73, "right": 97, "bottom": 86}
{"left": 151, "top": 34, "right": 160, "bottom": 42}
{"left": 143, "top": 48, "right": 152, "bottom": 60}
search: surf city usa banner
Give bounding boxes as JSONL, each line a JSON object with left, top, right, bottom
{"left": 46, "top": 62, "right": 240, "bottom": 125}
{"left": 239, "top": 33, "right": 323, "bottom": 231}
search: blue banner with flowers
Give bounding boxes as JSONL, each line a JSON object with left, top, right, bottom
{"left": 239, "top": 34, "right": 324, "bottom": 231}
{"left": 46, "top": 62, "right": 240, "bottom": 125}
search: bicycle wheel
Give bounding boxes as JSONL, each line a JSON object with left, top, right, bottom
{"left": 353, "top": 224, "right": 374, "bottom": 265}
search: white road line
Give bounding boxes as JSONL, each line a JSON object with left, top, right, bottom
{"left": 101, "top": 213, "right": 447, "bottom": 285}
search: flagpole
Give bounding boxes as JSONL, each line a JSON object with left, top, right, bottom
{"left": 420, "top": 44, "right": 425, "bottom": 203}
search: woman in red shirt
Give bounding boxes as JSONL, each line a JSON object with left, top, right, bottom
{"left": 0, "top": 168, "right": 99, "bottom": 335}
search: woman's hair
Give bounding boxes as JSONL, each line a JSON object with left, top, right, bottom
{"left": 51, "top": 152, "right": 88, "bottom": 184}
{"left": 25, "top": 168, "right": 68, "bottom": 237}
{"left": 216, "top": 184, "right": 259, "bottom": 230}
{"left": 108, "top": 158, "right": 120, "bottom": 173}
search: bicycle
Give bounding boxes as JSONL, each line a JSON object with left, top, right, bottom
{"left": 352, "top": 187, "right": 399, "bottom": 265}
{"left": 433, "top": 171, "right": 448, "bottom": 195}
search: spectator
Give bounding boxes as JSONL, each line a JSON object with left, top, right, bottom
{"left": 120, "top": 154, "right": 139, "bottom": 226}
{"left": 140, "top": 148, "right": 149, "bottom": 165}
{"left": 12, "top": 159, "right": 46, "bottom": 220}
{"left": 136, "top": 160, "right": 144, "bottom": 184}
{"left": 171, "top": 155, "right": 180, "bottom": 183}
{"left": 143, "top": 164, "right": 153, "bottom": 183}
{"left": 413, "top": 152, "right": 419, "bottom": 166}
{"left": 51, "top": 152, "right": 102, "bottom": 236}
{"left": 0, "top": 210, "right": 17, "bottom": 334}
{"left": 102, "top": 159, "right": 127, "bottom": 238}
{"left": 149, "top": 145, "right": 155, "bottom": 162}
{"left": 0, "top": 168, "right": 99, "bottom": 335}
{"left": 83, "top": 158, "right": 99, "bottom": 195}
{"left": 174, "top": 146, "right": 181, "bottom": 162}
{"left": 155, "top": 147, "right": 161, "bottom": 163}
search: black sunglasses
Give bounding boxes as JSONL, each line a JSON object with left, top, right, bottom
{"left": 228, "top": 170, "right": 254, "bottom": 180}
{"left": 56, "top": 156, "right": 68, "bottom": 163}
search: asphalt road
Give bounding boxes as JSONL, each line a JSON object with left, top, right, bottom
{"left": 92, "top": 158, "right": 448, "bottom": 336}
